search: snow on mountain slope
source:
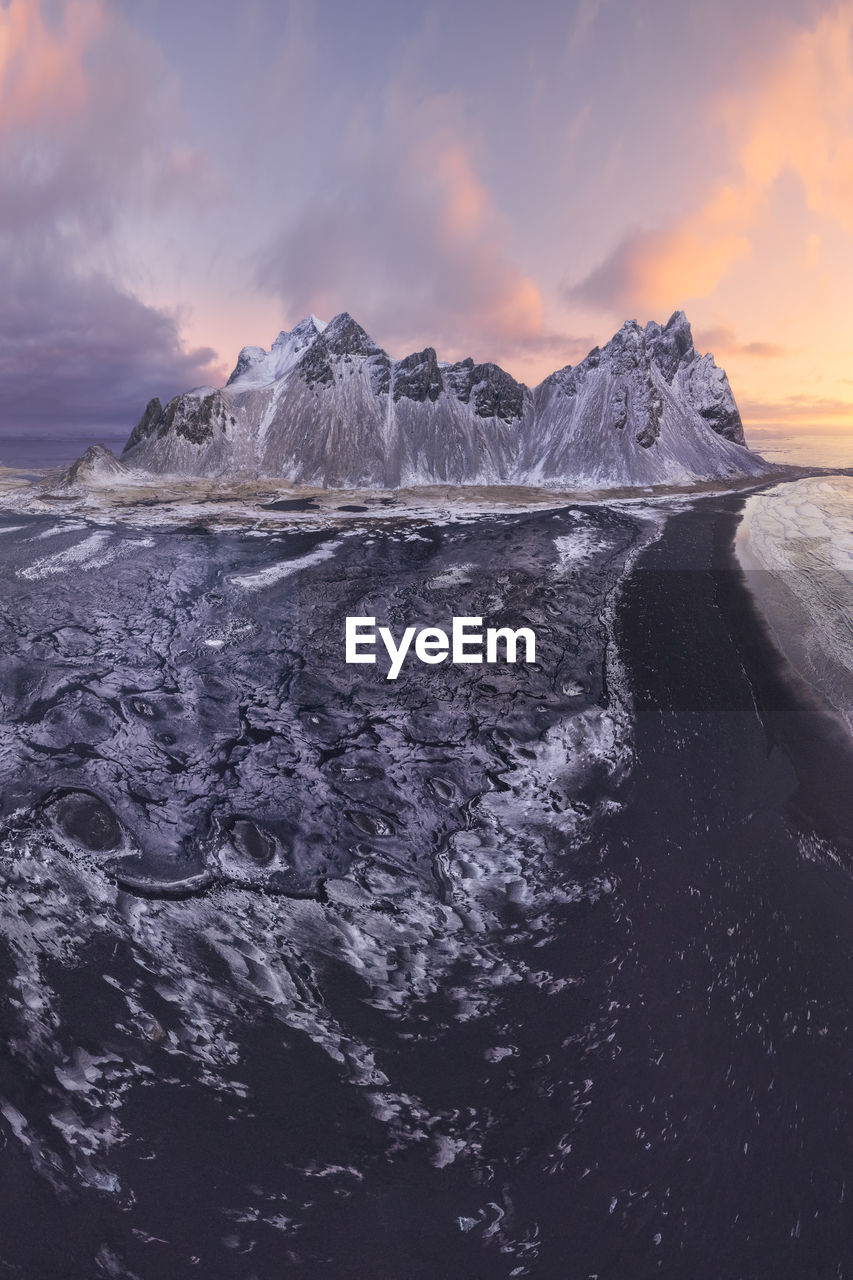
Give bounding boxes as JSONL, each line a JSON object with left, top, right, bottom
{"left": 119, "top": 310, "right": 769, "bottom": 488}
{"left": 524, "top": 314, "right": 766, "bottom": 488}
{"left": 225, "top": 315, "right": 328, "bottom": 391}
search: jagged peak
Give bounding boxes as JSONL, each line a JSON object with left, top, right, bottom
{"left": 319, "top": 312, "right": 384, "bottom": 358}
{"left": 665, "top": 309, "right": 690, "bottom": 332}
{"left": 63, "top": 444, "right": 129, "bottom": 487}
{"left": 271, "top": 315, "right": 327, "bottom": 349}
{"left": 646, "top": 311, "right": 696, "bottom": 382}
{"left": 397, "top": 346, "right": 440, "bottom": 370}
{"left": 120, "top": 304, "right": 759, "bottom": 481}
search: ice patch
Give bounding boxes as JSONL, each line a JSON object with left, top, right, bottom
{"left": 31, "top": 521, "right": 90, "bottom": 541}
{"left": 428, "top": 562, "right": 475, "bottom": 588}
{"left": 553, "top": 516, "right": 612, "bottom": 569}
{"left": 18, "top": 533, "right": 154, "bottom": 580}
{"left": 230, "top": 540, "right": 341, "bottom": 589}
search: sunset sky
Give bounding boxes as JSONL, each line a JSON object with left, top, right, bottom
{"left": 3, "top": 0, "right": 853, "bottom": 451}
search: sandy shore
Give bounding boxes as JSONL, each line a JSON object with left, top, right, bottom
{"left": 735, "top": 474, "right": 853, "bottom": 737}
{"left": 0, "top": 460, "right": 819, "bottom": 532}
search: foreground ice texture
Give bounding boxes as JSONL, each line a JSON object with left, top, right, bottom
{"left": 0, "top": 504, "right": 656, "bottom": 1277}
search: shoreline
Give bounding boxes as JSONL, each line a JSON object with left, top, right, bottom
{"left": 714, "top": 495, "right": 853, "bottom": 856}
{"left": 0, "top": 460, "right": 843, "bottom": 533}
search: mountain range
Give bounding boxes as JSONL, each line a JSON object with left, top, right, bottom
{"left": 118, "top": 310, "right": 769, "bottom": 488}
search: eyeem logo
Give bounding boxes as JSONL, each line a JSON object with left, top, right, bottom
{"left": 346, "top": 616, "right": 536, "bottom": 681}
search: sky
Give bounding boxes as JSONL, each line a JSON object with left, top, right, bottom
{"left": 3, "top": 0, "right": 853, "bottom": 455}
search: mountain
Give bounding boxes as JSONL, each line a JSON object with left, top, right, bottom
{"left": 119, "top": 310, "right": 769, "bottom": 488}
{"left": 59, "top": 443, "right": 129, "bottom": 487}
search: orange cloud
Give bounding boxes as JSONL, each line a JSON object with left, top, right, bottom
{"left": 574, "top": 4, "right": 853, "bottom": 313}
{"left": 731, "top": 6, "right": 853, "bottom": 230}
{"left": 262, "top": 91, "right": 548, "bottom": 366}
{"left": 693, "top": 325, "right": 787, "bottom": 359}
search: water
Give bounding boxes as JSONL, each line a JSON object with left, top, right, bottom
{"left": 1, "top": 495, "right": 853, "bottom": 1276}
{"left": 0, "top": 505, "right": 650, "bottom": 1277}
{"left": 745, "top": 426, "right": 853, "bottom": 469}
{"left": 0, "top": 428, "right": 129, "bottom": 470}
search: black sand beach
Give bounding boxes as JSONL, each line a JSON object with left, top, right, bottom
{"left": 0, "top": 499, "right": 851, "bottom": 1277}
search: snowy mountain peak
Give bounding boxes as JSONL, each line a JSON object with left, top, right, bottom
{"left": 121, "top": 310, "right": 766, "bottom": 488}
{"left": 226, "top": 315, "right": 328, "bottom": 390}
{"left": 645, "top": 310, "right": 696, "bottom": 383}
{"left": 319, "top": 312, "right": 384, "bottom": 358}
{"left": 271, "top": 315, "right": 326, "bottom": 351}
{"left": 226, "top": 347, "right": 267, "bottom": 385}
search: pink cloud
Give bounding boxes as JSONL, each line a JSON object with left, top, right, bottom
{"left": 570, "top": 5, "right": 853, "bottom": 316}
{"left": 256, "top": 86, "right": 559, "bottom": 371}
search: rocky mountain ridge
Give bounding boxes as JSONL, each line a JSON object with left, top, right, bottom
{"left": 118, "top": 310, "right": 768, "bottom": 488}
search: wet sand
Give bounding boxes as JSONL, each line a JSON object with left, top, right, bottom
{"left": 288, "top": 498, "right": 853, "bottom": 1278}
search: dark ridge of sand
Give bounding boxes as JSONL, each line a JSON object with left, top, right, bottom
{"left": 533, "top": 497, "right": 853, "bottom": 1280}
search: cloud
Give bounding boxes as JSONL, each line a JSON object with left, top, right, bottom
{"left": 0, "top": 256, "right": 222, "bottom": 433}
{"left": 568, "top": 5, "right": 853, "bottom": 316}
{"left": 256, "top": 88, "right": 549, "bottom": 364}
{"left": 0, "top": 0, "right": 223, "bottom": 445}
{"left": 738, "top": 341, "right": 787, "bottom": 358}
{"left": 569, "top": 198, "right": 755, "bottom": 314}
{"left": 693, "top": 325, "right": 787, "bottom": 359}
{"left": 739, "top": 394, "right": 853, "bottom": 423}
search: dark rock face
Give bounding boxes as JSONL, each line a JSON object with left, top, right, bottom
{"left": 472, "top": 364, "right": 526, "bottom": 422}
{"left": 647, "top": 310, "right": 746, "bottom": 445}
{"left": 299, "top": 313, "right": 385, "bottom": 390}
{"left": 606, "top": 322, "right": 645, "bottom": 376}
{"left": 445, "top": 359, "right": 526, "bottom": 422}
{"left": 444, "top": 356, "right": 476, "bottom": 401}
{"left": 393, "top": 348, "right": 444, "bottom": 403}
{"left": 646, "top": 310, "right": 695, "bottom": 381}
{"left": 122, "top": 391, "right": 236, "bottom": 455}
{"left": 320, "top": 312, "right": 382, "bottom": 360}
{"left": 612, "top": 386, "right": 629, "bottom": 430}
{"left": 299, "top": 340, "right": 335, "bottom": 389}
{"left": 635, "top": 381, "right": 662, "bottom": 448}
{"left": 124, "top": 397, "right": 163, "bottom": 452}
{"left": 174, "top": 392, "right": 234, "bottom": 446}
{"left": 691, "top": 395, "right": 744, "bottom": 444}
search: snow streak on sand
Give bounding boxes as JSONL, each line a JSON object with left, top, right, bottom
{"left": 229, "top": 539, "right": 342, "bottom": 590}
{"left": 738, "top": 475, "right": 853, "bottom": 731}
{"left": 18, "top": 532, "right": 154, "bottom": 580}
